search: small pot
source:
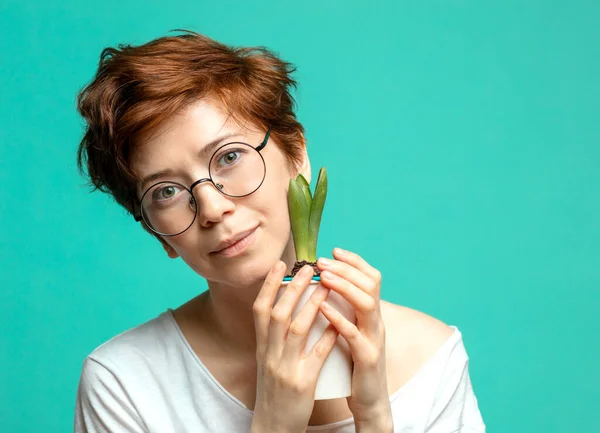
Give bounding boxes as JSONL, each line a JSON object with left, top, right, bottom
{"left": 276, "top": 277, "right": 355, "bottom": 400}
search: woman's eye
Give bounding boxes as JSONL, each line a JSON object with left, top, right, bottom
{"left": 152, "top": 185, "right": 181, "bottom": 201}
{"left": 218, "top": 150, "right": 241, "bottom": 166}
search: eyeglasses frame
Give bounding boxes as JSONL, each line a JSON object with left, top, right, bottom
{"left": 133, "top": 126, "right": 272, "bottom": 237}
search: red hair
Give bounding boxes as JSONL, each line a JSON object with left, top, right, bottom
{"left": 76, "top": 29, "right": 305, "bottom": 218}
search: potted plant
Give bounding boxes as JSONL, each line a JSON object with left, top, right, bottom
{"left": 284, "top": 167, "right": 328, "bottom": 280}
{"left": 278, "top": 167, "right": 355, "bottom": 400}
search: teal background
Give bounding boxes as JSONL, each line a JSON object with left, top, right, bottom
{"left": 1, "top": 1, "right": 598, "bottom": 431}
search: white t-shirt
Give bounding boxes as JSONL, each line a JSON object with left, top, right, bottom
{"left": 74, "top": 309, "right": 486, "bottom": 432}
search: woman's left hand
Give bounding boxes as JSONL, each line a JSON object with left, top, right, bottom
{"left": 316, "top": 248, "right": 392, "bottom": 432}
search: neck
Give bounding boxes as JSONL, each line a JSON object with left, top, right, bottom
{"left": 201, "top": 282, "right": 261, "bottom": 354}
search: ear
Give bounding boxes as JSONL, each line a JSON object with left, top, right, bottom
{"left": 160, "top": 238, "right": 180, "bottom": 259}
{"left": 297, "top": 134, "right": 312, "bottom": 184}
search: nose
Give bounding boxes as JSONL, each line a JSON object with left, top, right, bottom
{"left": 190, "top": 178, "right": 235, "bottom": 227}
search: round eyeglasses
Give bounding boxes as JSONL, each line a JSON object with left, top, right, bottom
{"left": 134, "top": 127, "right": 271, "bottom": 236}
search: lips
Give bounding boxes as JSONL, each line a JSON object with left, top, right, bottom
{"left": 211, "top": 226, "right": 258, "bottom": 254}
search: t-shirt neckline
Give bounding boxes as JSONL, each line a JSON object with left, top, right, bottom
{"left": 163, "top": 307, "right": 460, "bottom": 431}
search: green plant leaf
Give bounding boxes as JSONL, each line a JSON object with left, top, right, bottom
{"left": 288, "top": 177, "right": 310, "bottom": 261}
{"left": 296, "top": 173, "right": 312, "bottom": 215}
{"left": 307, "top": 167, "right": 327, "bottom": 262}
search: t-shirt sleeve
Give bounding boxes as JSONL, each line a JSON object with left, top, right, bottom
{"left": 74, "top": 357, "right": 147, "bottom": 433}
{"left": 424, "top": 337, "right": 486, "bottom": 433}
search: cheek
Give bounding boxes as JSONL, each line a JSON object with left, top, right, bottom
{"left": 163, "top": 235, "right": 194, "bottom": 257}
{"left": 248, "top": 177, "right": 292, "bottom": 237}
{"left": 258, "top": 174, "right": 291, "bottom": 218}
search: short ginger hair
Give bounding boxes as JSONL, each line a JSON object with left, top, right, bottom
{"left": 76, "top": 29, "right": 305, "bottom": 218}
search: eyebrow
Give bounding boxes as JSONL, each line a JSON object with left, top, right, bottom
{"left": 139, "top": 132, "right": 242, "bottom": 191}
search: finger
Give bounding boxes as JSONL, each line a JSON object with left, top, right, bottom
{"left": 304, "top": 324, "right": 340, "bottom": 374}
{"left": 319, "top": 270, "right": 380, "bottom": 332}
{"left": 333, "top": 248, "right": 382, "bottom": 286}
{"left": 266, "top": 265, "right": 314, "bottom": 358}
{"left": 319, "top": 301, "right": 367, "bottom": 356}
{"left": 252, "top": 261, "right": 287, "bottom": 354}
{"left": 281, "top": 283, "right": 330, "bottom": 360}
{"left": 317, "top": 257, "right": 377, "bottom": 297}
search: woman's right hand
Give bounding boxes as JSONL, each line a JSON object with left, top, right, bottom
{"left": 251, "top": 261, "right": 340, "bottom": 433}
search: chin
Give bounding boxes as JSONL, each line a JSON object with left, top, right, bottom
{"left": 228, "top": 255, "right": 277, "bottom": 287}
{"left": 191, "top": 253, "right": 275, "bottom": 289}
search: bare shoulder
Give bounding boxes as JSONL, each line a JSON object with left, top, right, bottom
{"left": 380, "top": 300, "right": 454, "bottom": 349}
{"left": 380, "top": 300, "right": 455, "bottom": 394}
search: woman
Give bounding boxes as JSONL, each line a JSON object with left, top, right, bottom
{"left": 74, "top": 30, "right": 485, "bottom": 432}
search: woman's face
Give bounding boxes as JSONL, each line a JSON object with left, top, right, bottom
{"left": 130, "top": 99, "right": 308, "bottom": 288}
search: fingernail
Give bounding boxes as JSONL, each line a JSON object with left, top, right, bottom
{"left": 321, "top": 270, "right": 336, "bottom": 280}
{"left": 301, "top": 265, "right": 314, "bottom": 276}
{"left": 318, "top": 257, "right": 332, "bottom": 267}
{"left": 334, "top": 247, "right": 345, "bottom": 255}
